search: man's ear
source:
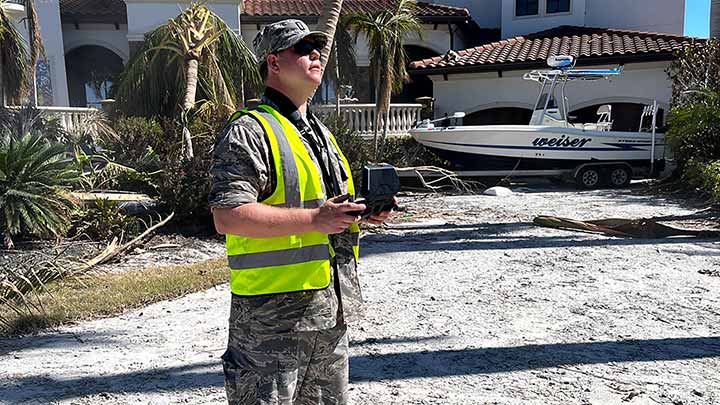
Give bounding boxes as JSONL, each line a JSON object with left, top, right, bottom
{"left": 267, "top": 54, "right": 281, "bottom": 74}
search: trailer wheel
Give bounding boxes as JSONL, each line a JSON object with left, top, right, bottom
{"left": 576, "top": 166, "right": 601, "bottom": 189}
{"left": 608, "top": 166, "right": 631, "bottom": 188}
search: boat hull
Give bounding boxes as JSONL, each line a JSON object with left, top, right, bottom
{"left": 409, "top": 125, "right": 666, "bottom": 171}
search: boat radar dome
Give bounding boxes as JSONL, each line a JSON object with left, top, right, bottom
{"left": 547, "top": 55, "right": 575, "bottom": 68}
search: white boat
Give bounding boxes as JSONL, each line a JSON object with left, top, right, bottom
{"left": 409, "top": 56, "right": 666, "bottom": 188}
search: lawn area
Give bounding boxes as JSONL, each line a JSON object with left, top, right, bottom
{"left": 0, "top": 257, "right": 228, "bottom": 336}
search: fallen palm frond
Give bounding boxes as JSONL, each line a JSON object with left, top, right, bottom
{"left": 533, "top": 215, "right": 720, "bottom": 239}
{"left": 396, "top": 166, "right": 486, "bottom": 193}
{"left": 0, "top": 212, "right": 174, "bottom": 330}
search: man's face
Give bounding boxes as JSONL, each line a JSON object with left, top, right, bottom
{"left": 267, "top": 39, "right": 324, "bottom": 89}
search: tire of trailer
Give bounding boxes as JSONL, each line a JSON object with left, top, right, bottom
{"left": 607, "top": 165, "right": 632, "bottom": 188}
{"left": 575, "top": 166, "right": 602, "bottom": 189}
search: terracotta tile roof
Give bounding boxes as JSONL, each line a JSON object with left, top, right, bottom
{"left": 241, "top": 0, "right": 470, "bottom": 21}
{"left": 410, "top": 26, "right": 701, "bottom": 72}
{"left": 60, "top": 0, "right": 126, "bottom": 23}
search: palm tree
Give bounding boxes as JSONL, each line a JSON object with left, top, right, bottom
{"left": 346, "top": 0, "right": 422, "bottom": 160}
{"left": 0, "top": 2, "right": 30, "bottom": 104}
{"left": 0, "top": 106, "right": 80, "bottom": 248}
{"left": 114, "top": 3, "right": 260, "bottom": 159}
{"left": 317, "top": 0, "right": 344, "bottom": 70}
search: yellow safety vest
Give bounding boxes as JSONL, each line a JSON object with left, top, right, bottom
{"left": 225, "top": 104, "right": 360, "bottom": 296}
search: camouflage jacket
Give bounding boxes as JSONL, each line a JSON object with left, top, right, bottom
{"left": 209, "top": 87, "right": 364, "bottom": 332}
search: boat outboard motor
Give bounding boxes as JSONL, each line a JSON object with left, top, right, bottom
{"left": 547, "top": 55, "right": 575, "bottom": 69}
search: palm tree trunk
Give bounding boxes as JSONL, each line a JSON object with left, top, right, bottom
{"left": 4, "top": 232, "right": 14, "bottom": 250}
{"left": 317, "top": 0, "right": 344, "bottom": 70}
{"left": 182, "top": 58, "right": 199, "bottom": 159}
{"left": 239, "top": 71, "right": 246, "bottom": 108}
{"left": 373, "top": 83, "right": 381, "bottom": 161}
{"left": 374, "top": 68, "right": 392, "bottom": 161}
{"left": 0, "top": 50, "right": 5, "bottom": 107}
{"left": 26, "top": 0, "right": 44, "bottom": 106}
{"left": 712, "top": 0, "right": 720, "bottom": 38}
{"left": 334, "top": 45, "right": 341, "bottom": 116}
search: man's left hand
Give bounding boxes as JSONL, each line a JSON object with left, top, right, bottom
{"left": 362, "top": 197, "right": 398, "bottom": 225}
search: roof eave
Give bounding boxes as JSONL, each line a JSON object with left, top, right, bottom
{"left": 240, "top": 15, "right": 468, "bottom": 24}
{"left": 60, "top": 14, "right": 127, "bottom": 25}
{"left": 409, "top": 52, "right": 679, "bottom": 76}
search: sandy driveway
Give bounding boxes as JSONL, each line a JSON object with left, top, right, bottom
{"left": 1, "top": 184, "right": 719, "bottom": 404}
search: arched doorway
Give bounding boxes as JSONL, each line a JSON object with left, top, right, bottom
{"left": 393, "top": 45, "right": 439, "bottom": 103}
{"left": 570, "top": 102, "right": 665, "bottom": 132}
{"left": 65, "top": 46, "right": 124, "bottom": 107}
{"left": 464, "top": 107, "right": 533, "bottom": 125}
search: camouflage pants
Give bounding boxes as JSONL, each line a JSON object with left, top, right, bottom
{"left": 222, "top": 320, "right": 349, "bottom": 404}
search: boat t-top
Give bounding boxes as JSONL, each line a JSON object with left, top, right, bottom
{"left": 409, "top": 55, "right": 665, "bottom": 188}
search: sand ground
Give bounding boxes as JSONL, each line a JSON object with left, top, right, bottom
{"left": 1, "top": 183, "right": 719, "bottom": 405}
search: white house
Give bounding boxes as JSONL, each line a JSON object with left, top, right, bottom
{"left": 3, "top": 0, "right": 474, "bottom": 108}
{"left": 2, "top": 0, "right": 701, "bottom": 134}
{"left": 409, "top": 0, "right": 694, "bottom": 131}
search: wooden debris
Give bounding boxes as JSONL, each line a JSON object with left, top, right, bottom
{"left": 81, "top": 212, "right": 175, "bottom": 269}
{"left": 533, "top": 215, "right": 720, "bottom": 239}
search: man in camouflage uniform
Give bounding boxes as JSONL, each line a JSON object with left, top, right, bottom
{"left": 209, "top": 19, "right": 393, "bottom": 404}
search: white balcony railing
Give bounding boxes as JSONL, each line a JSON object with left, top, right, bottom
{"left": 7, "top": 106, "right": 98, "bottom": 133}
{"left": 313, "top": 103, "right": 423, "bottom": 138}
{"left": 1, "top": 0, "right": 26, "bottom": 16}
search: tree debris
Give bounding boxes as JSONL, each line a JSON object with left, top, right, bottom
{"left": 533, "top": 215, "right": 720, "bottom": 238}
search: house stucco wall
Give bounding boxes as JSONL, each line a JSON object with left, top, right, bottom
{"left": 428, "top": 61, "right": 671, "bottom": 120}
{"left": 36, "top": 0, "right": 69, "bottom": 106}
{"left": 63, "top": 24, "right": 130, "bottom": 63}
{"left": 501, "top": 0, "right": 587, "bottom": 38}
{"left": 501, "top": 0, "right": 685, "bottom": 39}
{"left": 433, "top": 0, "right": 502, "bottom": 28}
{"left": 124, "top": 0, "right": 241, "bottom": 42}
{"left": 585, "top": 0, "right": 685, "bottom": 35}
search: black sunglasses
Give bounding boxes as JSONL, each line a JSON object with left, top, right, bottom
{"left": 292, "top": 40, "right": 323, "bottom": 56}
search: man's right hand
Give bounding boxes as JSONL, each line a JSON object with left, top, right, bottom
{"left": 313, "top": 194, "right": 366, "bottom": 234}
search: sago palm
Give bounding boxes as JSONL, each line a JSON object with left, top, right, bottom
{"left": 0, "top": 109, "right": 79, "bottom": 248}
{"left": 346, "top": 0, "right": 422, "bottom": 159}
{"left": 114, "top": 2, "right": 260, "bottom": 159}
{"left": 0, "top": 1, "right": 30, "bottom": 103}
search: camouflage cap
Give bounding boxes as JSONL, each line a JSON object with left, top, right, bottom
{"left": 253, "top": 19, "right": 329, "bottom": 65}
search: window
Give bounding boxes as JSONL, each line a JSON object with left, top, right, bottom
{"left": 546, "top": 0, "right": 570, "bottom": 13}
{"left": 515, "top": 0, "right": 539, "bottom": 16}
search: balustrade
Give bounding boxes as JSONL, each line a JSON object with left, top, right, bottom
{"left": 7, "top": 106, "right": 97, "bottom": 133}
{"left": 313, "top": 103, "right": 423, "bottom": 138}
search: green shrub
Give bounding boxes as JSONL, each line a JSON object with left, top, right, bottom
{"left": 322, "top": 114, "right": 372, "bottom": 179}
{"left": 683, "top": 159, "right": 720, "bottom": 201}
{"left": 71, "top": 199, "right": 141, "bottom": 240}
{"left": 666, "top": 89, "right": 720, "bottom": 163}
{"left": 0, "top": 133, "right": 80, "bottom": 248}
{"left": 104, "top": 116, "right": 164, "bottom": 171}
{"left": 150, "top": 115, "right": 222, "bottom": 226}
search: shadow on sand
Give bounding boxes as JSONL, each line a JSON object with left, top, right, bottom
{"left": 3, "top": 336, "right": 719, "bottom": 401}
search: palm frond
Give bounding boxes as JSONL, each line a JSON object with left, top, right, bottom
{"left": 112, "top": 4, "right": 260, "bottom": 117}
{"left": 0, "top": 130, "right": 79, "bottom": 243}
{"left": 0, "top": 5, "right": 30, "bottom": 101}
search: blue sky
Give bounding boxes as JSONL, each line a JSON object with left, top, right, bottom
{"left": 685, "top": 0, "right": 710, "bottom": 37}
